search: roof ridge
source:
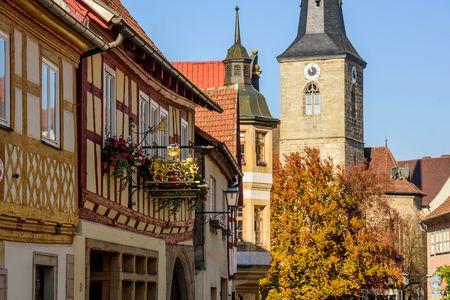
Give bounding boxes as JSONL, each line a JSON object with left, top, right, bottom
{"left": 172, "top": 60, "right": 224, "bottom": 64}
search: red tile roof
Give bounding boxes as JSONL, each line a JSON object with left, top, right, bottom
{"left": 172, "top": 61, "right": 225, "bottom": 90}
{"left": 195, "top": 86, "right": 239, "bottom": 160}
{"left": 423, "top": 196, "right": 450, "bottom": 222}
{"left": 399, "top": 156, "right": 450, "bottom": 206}
{"left": 365, "top": 147, "right": 425, "bottom": 196}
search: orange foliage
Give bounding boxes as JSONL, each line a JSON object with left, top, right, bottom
{"left": 261, "top": 149, "right": 404, "bottom": 299}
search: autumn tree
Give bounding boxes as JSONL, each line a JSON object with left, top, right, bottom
{"left": 261, "top": 149, "right": 404, "bottom": 299}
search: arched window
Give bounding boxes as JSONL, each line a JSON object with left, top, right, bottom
{"left": 234, "top": 65, "right": 241, "bottom": 76}
{"left": 305, "top": 83, "right": 320, "bottom": 115}
{"left": 226, "top": 64, "right": 232, "bottom": 76}
{"left": 351, "top": 86, "right": 357, "bottom": 118}
{"left": 244, "top": 65, "right": 250, "bottom": 77}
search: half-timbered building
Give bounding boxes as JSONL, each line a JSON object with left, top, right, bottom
{"left": 45, "top": 0, "right": 223, "bottom": 299}
{"left": 0, "top": 0, "right": 94, "bottom": 298}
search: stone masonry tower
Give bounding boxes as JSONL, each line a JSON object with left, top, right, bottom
{"left": 278, "top": 0, "right": 367, "bottom": 166}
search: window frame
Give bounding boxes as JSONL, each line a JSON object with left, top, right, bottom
{"left": 33, "top": 252, "right": 58, "bottom": 300}
{"left": 159, "top": 106, "right": 168, "bottom": 159}
{"left": 181, "top": 118, "right": 189, "bottom": 158}
{"left": 0, "top": 30, "right": 10, "bottom": 127}
{"left": 240, "top": 132, "right": 246, "bottom": 165}
{"left": 305, "top": 83, "right": 320, "bottom": 116}
{"left": 254, "top": 206, "right": 264, "bottom": 245}
{"left": 103, "top": 64, "right": 116, "bottom": 138}
{"left": 139, "top": 91, "right": 150, "bottom": 147}
{"left": 41, "top": 57, "right": 60, "bottom": 147}
{"left": 255, "top": 131, "right": 266, "bottom": 167}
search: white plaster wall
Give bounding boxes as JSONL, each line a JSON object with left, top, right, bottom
{"left": 26, "top": 37, "right": 39, "bottom": 84}
{"left": 14, "top": 29, "right": 22, "bottom": 76}
{"left": 62, "top": 59, "right": 73, "bottom": 102}
{"left": 243, "top": 189, "right": 270, "bottom": 201}
{"left": 4, "top": 241, "right": 72, "bottom": 300}
{"left": 429, "top": 177, "right": 450, "bottom": 212}
{"left": 27, "top": 92, "right": 40, "bottom": 139}
{"left": 195, "top": 157, "right": 230, "bottom": 300}
{"left": 14, "top": 87, "right": 22, "bottom": 134}
{"left": 242, "top": 172, "right": 273, "bottom": 185}
{"left": 63, "top": 110, "right": 74, "bottom": 152}
{"left": 73, "top": 220, "right": 167, "bottom": 300}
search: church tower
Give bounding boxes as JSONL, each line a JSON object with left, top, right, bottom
{"left": 278, "top": 0, "right": 366, "bottom": 166}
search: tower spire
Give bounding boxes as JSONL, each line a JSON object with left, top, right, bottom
{"left": 278, "top": 0, "right": 365, "bottom": 66}
{"left": 235, "top": 6, "right": 241, "bottom": 44}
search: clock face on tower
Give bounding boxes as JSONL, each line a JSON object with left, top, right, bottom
{"left": 351, "top": 66, "right": 358, "bottom": 83}
{"left": 304, "top": 63, "right": 320, "bottom": 81}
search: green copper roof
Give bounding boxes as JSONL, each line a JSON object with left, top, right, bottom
{"left": 238, "top": 84, "right": 278, "bottom": 126}
{"left": 225, "top": 6, "right": 250, "bottom": 60}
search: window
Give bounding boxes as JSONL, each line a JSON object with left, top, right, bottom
{"left": 226, "top": 65, "right": 231, "bottom": 76}
{"left": 210, "top": 177, "right": 216, "bottom": 211}
{"left": 33, "top": 252, "right": 57, "bottom": 300}
{"left": 240, "top": 132, "right": 245, "bottom": 164}
{"left": 150, "top": 102, "right": 159, "bottom": 156}
{"left": 159, "top": 107, "right": 168, "bottom": 159}
{"left": 256, "top": 132, "right": 266, "bottom": 166}
{"left": 103, "top": 65, "right": 115, "bottom": 137}
{"left": 305, "top": 83, "right": 320, "bottom": 116}
{"left": 140, "top": 92, "right": 150, "bottom": 147}
{"left": 181, "top": 118, "right": 189, "bottom": 158}
{"left": 244, "top": 65, "right": 250, "bottom": 77}
{"left": 435, "top": 229, "right": 450, "bottom": 255}
{"left": 431, "top": 233, "right": 435, "bottom": 255}
{"left": 254, "top": 206, "right": 264, "bottom": 245}
{"left": 41, "top": 58, "right": 60, "bottom": 146}
{"left": 234, "top": 65, "right": 241, "bottom": 76}
{"left": 237, "top": 208, "right": 243, "bottom": 243}
{"left": 0, "top": 31, "right": 10, "bottom": 127}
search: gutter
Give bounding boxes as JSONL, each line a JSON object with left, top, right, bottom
{"left": 218, "top": 143, "right": 243, "bottom": 179}
{"left": 35, "top": 0, "right": 124, "bottom": 57}
{"left": 37, "top": 0, "right": 222, "bottom": 113}
{"left": 35, "top": 0, "right": 111, "bottom": 50}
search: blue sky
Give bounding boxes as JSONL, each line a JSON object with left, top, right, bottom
{"left": 122, "top": 0, "right": 450, "bottom": 161}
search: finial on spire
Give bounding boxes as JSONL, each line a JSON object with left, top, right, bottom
{"left": 385, "top": 137, "right": 389, "bottom": 147}
{"left": 234, "top": 5, "right": 241, "bottom": 44}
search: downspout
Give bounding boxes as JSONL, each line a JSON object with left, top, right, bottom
{"left": 35, "top": 0, "right": 124, "bottom": 57}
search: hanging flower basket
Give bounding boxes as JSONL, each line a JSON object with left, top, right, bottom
{"left": 102, "top": 136, "right": 145, "bottom": 191}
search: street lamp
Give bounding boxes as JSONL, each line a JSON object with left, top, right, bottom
{"left": 225, "top": 185, "right": 239, "bottom": 210}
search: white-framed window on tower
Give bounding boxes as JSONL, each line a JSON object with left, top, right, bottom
{"left": 103, "top": 65, "right": 116, "bottom": 138}
{"left": 139, "top": 91, "right": 150, "bottom": 147}
{"left": 41, "top": 58, "right": 60, "bottom": 147}
{"left": 181, "top": 118, "right": 189, "bottom": 158}
{"left": 305, "top": 82, "right": 320, "bottom": 116}
{"left": 0, "top": 30, "right": 10, "bottom": 127}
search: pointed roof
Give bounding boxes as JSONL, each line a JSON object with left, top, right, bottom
{"left": 278, "top": 0, "right": 365, "bottom": 65}
{"left": 364, "top": 147, "right": 425, "bottom": 197}
{"left": 225, "top": 6, "right": 250, "bottom": 60}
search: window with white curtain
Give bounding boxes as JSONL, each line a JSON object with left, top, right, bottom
{"left": 103, "top": 65, "right": 115, "bottom": 137}
{"left": 0, "top": 31, "right": 10, "bottom": 127}
{"left": 181, "top": 118, "right": 189, "bottom": 158}
{"left": 41, "top": 58, "right": 59, "bottom": 146}
{"left": 139, "top": 92, "right": 150, "bottom": 147}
